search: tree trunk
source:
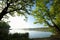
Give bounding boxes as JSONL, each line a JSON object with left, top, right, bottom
{"left": 0, "top": 3, "right": 10, "bottom": 20}
{"left": 51, "top": 20, "right": 60, "bottom": 32}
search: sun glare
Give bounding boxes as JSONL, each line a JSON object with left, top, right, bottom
{"left": 8, "top": 15, "right": 32, "bottom": 33}
{"left": 5, "top": 14, "right": 44, "bottom": 33}
{"left": 9, "top": 16, "right": 31, "bottom": 29}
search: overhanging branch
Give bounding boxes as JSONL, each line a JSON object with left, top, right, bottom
{"left": 40, "top": 10, "right": 52, "bottom": 27}
{"left": 46, "top": 9, "right": 60, "bottom": 31}
{"left": 7, "top": 8, "right": 30, "bottom": 15}
{"left": 7, "top": 8, "right": 22, "bottom": 13}
{"left": 0, "top": 2, "right": 11, "bottom": 20}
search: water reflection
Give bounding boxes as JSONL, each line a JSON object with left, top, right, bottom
{"left": 9, "top": 30, "right": 52, "bottom": 38}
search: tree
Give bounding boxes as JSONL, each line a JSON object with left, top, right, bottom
{"left": 0, "top": 21, "right": 10, "bottom": 33}
{"left": 0, "top": 21, "right": 10, "bottom": 40}
{"left": 32, "top": 0, "right": 60, "bottom": 33}
{"left": 0, "top": 0, "right": 34, "bottom": 40}
{"left": 8, "top": 33, "right": 29, "bottom": 40}
{"left": 0, "top": 0, "right": 35, "bottom": 20}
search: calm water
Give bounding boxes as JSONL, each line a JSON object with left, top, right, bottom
{"left": 9, "top": 30, "right": 52, "bottom": 38}
{"left": 29, "top": 31, "right": 52, "bottom": 38}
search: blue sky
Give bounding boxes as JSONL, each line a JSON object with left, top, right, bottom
{"left": 7, "top": 1, "right": 45, "bottom": 29}
{"left": 8, "top": 14, "right": 45, "bottom": 33}
{"left": 8, "top": 15, "right": 45, "bottom": 29}
{"left": 1, "top": 0, "right": 48, "bottom": 33}
{"left": 0, "top": 0, "right": 45, "bottom": 33}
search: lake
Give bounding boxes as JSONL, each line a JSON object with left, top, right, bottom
{"left": 9, "top": 29, "right": 52, "bottom": 38}
{"left": 29, "top": 31, "right": 52, "bottom": 38}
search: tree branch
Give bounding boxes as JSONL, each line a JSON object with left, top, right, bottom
{"left": 40, "top": 10, "right": 52, "bottom": 27}
{"left": 7, "top": 8, "right": 22, "bottom": 13}
{"left": 47, "top": 9, "right": 60, "bottom": 31}
{"left": 7, "top": 8, "right": 30, "bottom": 15}
{"left": 0, "top": 3, "right": 10, "bottom": 20}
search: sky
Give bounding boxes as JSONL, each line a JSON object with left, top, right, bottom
{"left": 5, "top": 1, "right": 44, "bottom": 29}
{"left": 8, "top": 15, "right": 44, "bottom": 29}
{"left": 0, "top": 0, "right": 46, "bottom": 33}
{"left": 7, "top": 14, "right": 45, "bottom": 33}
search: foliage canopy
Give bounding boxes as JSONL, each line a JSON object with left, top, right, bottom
{"left": 32, "top": 0, "right": 60, "bottom": 32}
{"left": 0, "top": 0, "right": 35, "bottom": 20}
